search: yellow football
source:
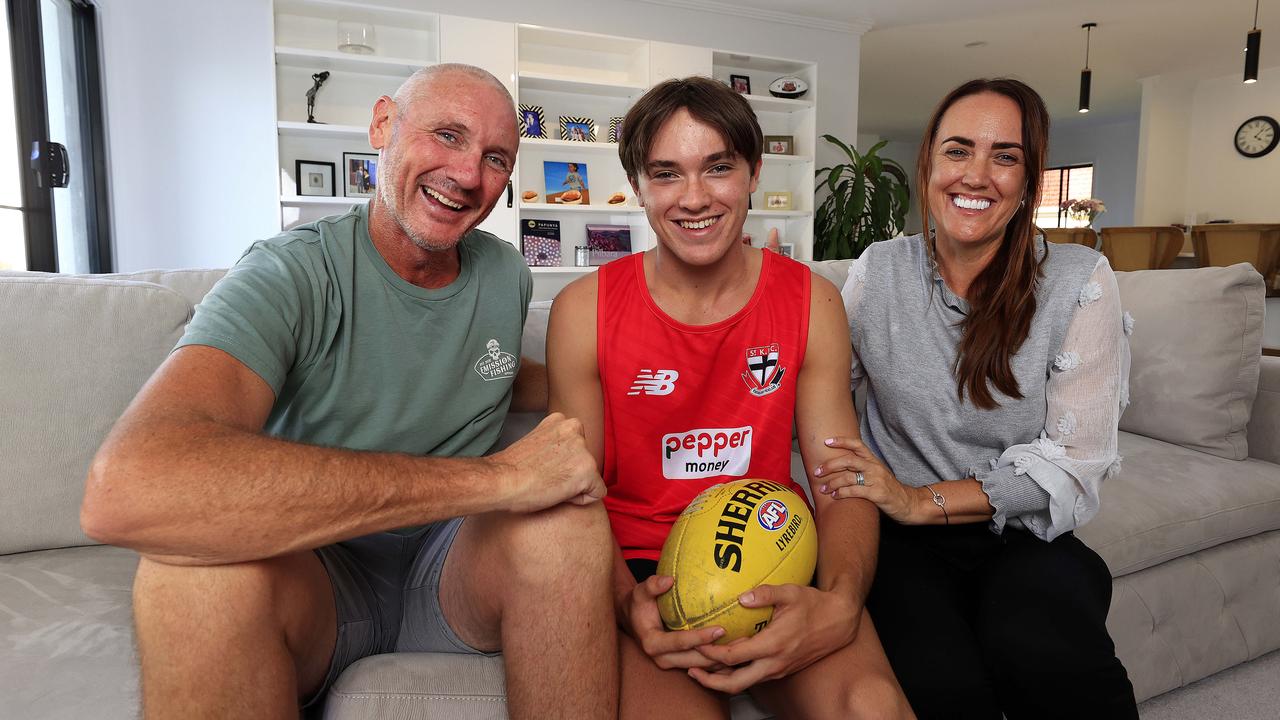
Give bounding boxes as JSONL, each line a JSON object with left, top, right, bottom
{"left": 657, "top": 479, "right": 817, "bottom": 643}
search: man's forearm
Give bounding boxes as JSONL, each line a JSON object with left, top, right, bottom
{"left": 84, "top": 418, "right": 511, "bottom": 566}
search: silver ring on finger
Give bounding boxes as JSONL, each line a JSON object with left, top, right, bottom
{"left": 855, "top": 471, "right": 866, "bottom": 486}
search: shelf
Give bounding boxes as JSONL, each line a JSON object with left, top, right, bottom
{"left": 275, "top": 0, "right": 438, "bottom": 31}
{"left": 747, "top": 208, "right": 808, "bottom": 217}
{"left": 713, "top": 50, "right": 813, "bottom": 76}
{"left": 518, "top": 72, "right": 645, "bottom": 98}
{"left": 521, "top": 202, "right": 644, "bottom": 214}
{"left": 520, "top": 138, "right": 620, "bottom": 152}
{"left": 275, "top": 46, "right": 429, "bottom": 77}
{"left": 761, "top": 153, "right": 813, "bottom": 165}
{"left": 281, "top": 195, "right": 369, "bottom": 206}
{"left": 529, "top": 266, "right": 600, "bottom": 275}
{"left": 743, "top": 93, "right": 813, "bottom": 113}
{"left": 278, "top": 120, "right": 368, "bottom": 139}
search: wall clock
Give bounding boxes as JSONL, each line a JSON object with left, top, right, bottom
{"left": 1234, "top": 115, "right": 1278, "bottom": 158}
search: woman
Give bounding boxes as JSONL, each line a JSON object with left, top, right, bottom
{"left": 816, "top": 78, "right": 1137, "bottom": 718}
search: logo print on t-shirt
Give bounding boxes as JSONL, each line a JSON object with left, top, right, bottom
{"left": 628, "top": 369, "right": 679, "bottom": 396}
{"left": 742, "top": 343, "right": 785, "bottom": 397}
{"left": 473, "top": 338, "right": 517, "bottom": 382}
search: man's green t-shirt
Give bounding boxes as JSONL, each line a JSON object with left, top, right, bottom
{"left": 178, "top": 204, "right": 532, "bottom": 459}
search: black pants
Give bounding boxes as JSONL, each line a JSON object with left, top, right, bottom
{"left": 866, "top": 520, "right": 1138, "bottom": 720}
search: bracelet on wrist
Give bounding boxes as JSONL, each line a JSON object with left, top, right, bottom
{"left": 926, "top": 484, "right": 949, "bottom": 524}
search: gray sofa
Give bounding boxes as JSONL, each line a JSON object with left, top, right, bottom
{"left": 2, "top": 260, "right": 1277, "bottom": 719}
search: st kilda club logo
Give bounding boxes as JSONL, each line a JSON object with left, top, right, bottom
{"left": 741, "top": 343, "right": 785, "bottom": 397}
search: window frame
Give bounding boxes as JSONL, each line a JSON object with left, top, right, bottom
{"left": 1037, "top": 163, "right": 1094, "bottom": 230}
{"left": 5, "top": 0, "right": 111, "bottom": 273}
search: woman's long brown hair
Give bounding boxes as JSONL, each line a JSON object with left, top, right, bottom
{"left": 916, "top": 78, "right": 1051, "bottom": 410}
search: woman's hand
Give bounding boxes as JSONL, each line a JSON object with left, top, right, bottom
{"left": 814, "top": 436, "right": 930, "bottom": 524}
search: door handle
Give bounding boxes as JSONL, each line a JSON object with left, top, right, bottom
{"left": 30, "top": 140, "right": 69, "bottom": 188}
{"left": 506, "top": 180, "right": 513, "bottom": 208}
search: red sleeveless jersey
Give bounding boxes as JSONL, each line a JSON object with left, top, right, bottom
{"left": 598, "top": 251, "right": 811, "bottom": 560}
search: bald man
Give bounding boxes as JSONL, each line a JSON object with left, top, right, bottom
{"left": 81, "top": 64, "right": 617, "bottom": 719}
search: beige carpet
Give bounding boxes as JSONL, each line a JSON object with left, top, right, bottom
{"left": 1138, "top": 650, "right": 1280, "bottom": 718}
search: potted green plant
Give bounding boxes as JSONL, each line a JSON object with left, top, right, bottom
{"left": 813, "top": 136, "right": 910, "bottom": 260}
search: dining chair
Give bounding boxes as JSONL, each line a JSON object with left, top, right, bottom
{"left": 1041, "top": 227, "right": 1098, "bottom": 248}
{"left": 1099, "top": 226, "right": 1184, "bottom": 271}
{"left": 1191, "top": 223, "right": 1280, "bottom": 296}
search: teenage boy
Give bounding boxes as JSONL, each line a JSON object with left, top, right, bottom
{"left": 547, "top": 76, "right": 913, "bottom": 719}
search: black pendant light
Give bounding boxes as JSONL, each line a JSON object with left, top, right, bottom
{"left": 1079, "top": 22, "right": 1096, "bottom": 113}
{"left": 1245, "top": 0, "right": 1262, "bottom": 83}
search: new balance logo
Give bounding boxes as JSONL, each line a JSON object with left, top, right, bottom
{"left": 628, "top": 369, "right": 679, "bottom": 396}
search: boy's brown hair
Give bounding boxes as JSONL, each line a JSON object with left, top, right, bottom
{"left": 618, "top": 76, "right": 762, "bottom": 182}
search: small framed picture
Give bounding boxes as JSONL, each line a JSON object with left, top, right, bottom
{"left": 764, "top": 191, "right": 793, "bottom": 210}
{"left": 608, "top": 117, "right": 625, "bottom": 143}
{"left": 730, "top": 74, "right": 751, "bottom": 94}
{"left": 777, "top": 242, "right": 795, "bottom": 258}
{"left": 296, "top": 160, "right": 335, "bottom": 197}
{"left": 544, "top": 160, "right": 590, "bottom": 205}
{"left": 560, "top": 116, "right": 597, "bottom": 142}
{"left": 519, "top": 104, "right": 546, "bottom": 139}
{"left": 765, "top": 135, "right": 794, "bottom": 155}
{"left": 342, "top": 152, "right": 378, "bottom": 198}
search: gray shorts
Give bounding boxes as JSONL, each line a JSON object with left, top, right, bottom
{"left": 303, "top": 518, "right": 498, "bottom": 709}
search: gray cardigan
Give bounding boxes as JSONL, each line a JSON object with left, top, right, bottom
{"left": 841, "top": 234, "right": 1131, "bottom": 540}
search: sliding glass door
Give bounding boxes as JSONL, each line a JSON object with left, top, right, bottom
{"left": 5, "top": 0, "right": 110, "bottom": 273}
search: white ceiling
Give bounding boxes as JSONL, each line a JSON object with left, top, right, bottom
{"left": 721, "top": 0, "right": 1272, "bottom": 140}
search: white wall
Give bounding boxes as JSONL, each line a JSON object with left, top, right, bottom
{"left": 95, "top": 0, "right": 862, "bottom": 270}
{"left": 98, "top": 0, "right": 279, "bottom": 271}
{"left": 1136, "top": 65, "right": 1280, "bottom": 226}
{"left": 1183, "top": 71, "right": 1280, "bottom": 224}
{"left": 1048, "top": 118, "right": 1139, "bottom": 228}
{"left": 1134, "top": 74, "right": 1197, "bottom": 225}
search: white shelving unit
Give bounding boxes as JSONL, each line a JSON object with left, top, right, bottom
{"left": 712, "top": 49, "right": 817, "bottom": 262}
{"left": 512, "top": 25, "right": 652, "bottom": 278}
{"left": 271, "top": 0, "right": 438, "bottom": 229}
{"left": 264, "top": 8, "right": 820, "bottom": 285}
{"left": 503, "top": 27, "right": 818, "bottom": 286}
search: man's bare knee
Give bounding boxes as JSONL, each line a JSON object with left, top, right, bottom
{"left": 133, "top": 553, "right": 336, "bottom": 688}
{"left": 496, "top": 503, "right": 613, "bottom": 583}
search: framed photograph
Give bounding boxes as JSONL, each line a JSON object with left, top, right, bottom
{"left": 764, "top": 191, "right": 793, "bottom": 210}
{"left": 777, "top": 242, "right": 796, "bottom": 258}
{"left": 559, "top": 116, "right": 597, "bottom": 142}
{"left": 519, "top": 104, "right": 547, "bottom": 139}
{"left": 543, "top": 160, "right": 590, "bottom": 205}
{"left": 608, "top": 117, "right": 625, "bottom": 144}
{"left": 730, "top": 74, "right": 751, "bottom": 94}
{"left": 585, "top": 224, "right": 631, "bottom": 252}
{"left": 295, "top": 160, "right": 335, "bottom": 197}
{"left": 764, "top": 135, "right": 794, "bottom": 155}
{"left": 342, "top": 152, "right": 378, "bottom": 198}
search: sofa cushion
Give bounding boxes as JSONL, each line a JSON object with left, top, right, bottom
{"left": 1247, "top": 356, "right": 1280, "bottom": 466}
{"left": 1076, "top": 432, "right": 1280, "bottom": 577}
{"left": 109, "top": 268, "right": 226, "bottom": 308}
{"left": 322, "top": 653, "right": 773, "bottom": 720}
{"left": 1115, "top": 263, "right": 1265, "bottom": 460}
{"left": 0, "top": 276, "right": 192, "bottom": 554}
{"left": 0, "top": 545, "right": 140, "bottom": 719}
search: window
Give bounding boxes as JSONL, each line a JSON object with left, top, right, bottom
{"left": 3, "top": 0, "right": 111, "bottom": 272}
{"left": 1035, "top": 164, "right": 1094, "bottom": 229}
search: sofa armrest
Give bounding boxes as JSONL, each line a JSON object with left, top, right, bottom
{"left": 1247, "top": 355, "right": 1280, "bottom": 465}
